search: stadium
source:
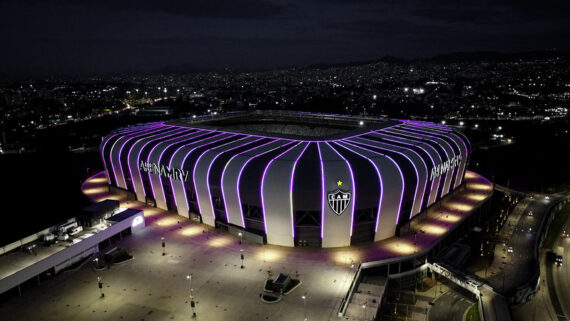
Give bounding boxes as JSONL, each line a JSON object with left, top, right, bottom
{"left": 100, "top": 111, "right": 470, "bottom": 248}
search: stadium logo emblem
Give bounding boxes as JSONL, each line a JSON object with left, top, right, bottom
{"left": 328, "top": 180, "right": 351, "bottom": 215}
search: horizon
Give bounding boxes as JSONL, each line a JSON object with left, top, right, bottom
{"left": 1, "top": 0, "right": 569, "bottom": 79}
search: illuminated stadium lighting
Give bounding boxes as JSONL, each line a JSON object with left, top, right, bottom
{"left": 467, "top": 193, "right": 488, "bottom": 201}
{"left": 385, "top": 240, "right": 416, "bottom": 255}
{"left": 83, "top": 187, "right": 108, "bottom": 195}
{"left": 437, "top": 213, "right": 462, "bottom": 223}
{"left": 89, "top": 177, "right": 108, "bottom": 184}
{"left": 255, "top": 248, "right": 283, "bottom": 263}
{"left": 207, "top": 236, "right": 232, "bottom": 248}
{"left": 98, "top": 111, "right": 479, "bottom": 249}
{"left": 331, "top": 250, "right": 362, "bottom": 265}
{"left": 446, "top": 202, "right": 474, "bottom": 212}
{"left": 179, "top": 226, "right": 202, "bottom": 237}
{"left": 422, "top": 224, "right": 447, "bottom": 235}
{"left": 464, "top": 172, "right": 477, "bottom": 179}
{"left": 468, "top": 183, "right": 493, "bottom": 191}
{"left": 156, "top": 217, "right": 178, "bottom": 227}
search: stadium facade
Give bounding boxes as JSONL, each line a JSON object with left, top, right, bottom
{"left": 100, "top": 111, "right": 470, "bottom": 248}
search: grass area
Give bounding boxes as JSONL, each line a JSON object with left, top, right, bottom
{"left": 465, "top": 303, "right": 481, "bottom": 321}
{"left": 543, "top": 203, "right": 570, "bottom": 249}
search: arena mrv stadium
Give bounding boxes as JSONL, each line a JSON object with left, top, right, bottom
{"left": 100, "top": 111, "right": 470, "bottom": 248}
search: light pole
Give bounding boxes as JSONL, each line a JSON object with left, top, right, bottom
{"left": 362, "top": 302, "right": 367, "bottom": 321}
{"left": 97, "top": 276, "right": 104, "bottom": 298}
{"left": 240, "top": 249, "right": 245, "bottom": 269}
{"left": 94, "top": 258, "right": 99, "bottom": 270}
{"left": 238, "top": 232, "right": 243, "bottom": 244}
{"left": 186, "top": 274, "right": 193, "bottom": 295}
{"left": 190, "top": 294, "right": 197, "bottom": 318}
{"left": 301, "top": 293, "right": 307, "bottom": 321}
{"left": 161, "top": 237, "right": 166, "bottom": 256}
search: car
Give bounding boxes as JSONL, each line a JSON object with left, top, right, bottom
{"left": 556, "top": 255, "right": 563, "bottom": 266}
{"left": 545, "top": 196, "right": 550, "bottom": 200}
{"left": 507, "top": 246, "right": 513, "bottom": 253}
{"left": 528, "top": 210, "right": 533, "bottom": 216}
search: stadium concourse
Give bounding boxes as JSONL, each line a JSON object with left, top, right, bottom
{"left": 0, "top": 169, "right": 492, "bottom": 321}
{"left": 82, "top": 169, "right": 492, "bottom": 266}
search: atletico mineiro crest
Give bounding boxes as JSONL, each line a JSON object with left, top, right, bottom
{"left": 328, "top": 187, "right": 351, "bottom": 216}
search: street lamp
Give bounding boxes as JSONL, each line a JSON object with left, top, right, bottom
{"left": 94, "top": 258, "right": 99, "bottom": 270}
{"left": 161, "top": 237, "right": 166, "bottom": 256}
{"left": 363, "top": 302, "right": 367, "bottom": 321}
{"left": 190, "top": 294, "right": 197, "bottom": 318}
{"left": 186, "top": 274, "right": 193, "bottom": 295}
{"left": 97, "top": 276, "right": 104, "bottom": 298}
{"left": 238, "top": 232, "right": 243, "bottom": 244}
{"left": 301, "top": 293, "right": 307, "bottom": 321}
{"left": 240, "top": 249, "right": 245, "bottom": 269}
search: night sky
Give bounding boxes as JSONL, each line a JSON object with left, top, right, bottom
{"left": 1, "top": 0, "right": 569, "bottom": 78}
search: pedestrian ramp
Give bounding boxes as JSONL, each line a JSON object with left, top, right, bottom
{"left": 344, "top": 280, "right": 385, "bottom": 320}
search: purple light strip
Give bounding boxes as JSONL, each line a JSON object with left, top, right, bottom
{"left": 162, "top": 130, "right": 212, "bottom": 206}
{"left": 341, "top": 140, "right": 404, "bottom": 225}
{"left": 166, "top": 122, "right": 378, "bottom": 143}
{"left": 405, "top": 123, "right": 471, "bottom": 186}
{"left": 221, "top": 138, "right": 269, "bottom": 224}
{"left": 388, "top": 127, "right": 453, "bottom": 196}
{"left": 150, "top": 130, "right": 200, "bottom": 199}
{"left": 115, "top": 126, "right": 164, "bottom": 188}
{"left": 101, "top": 133, "right": 122, "bottom": 181}
{"left": 131, "top": 127, "right": 184, "bottom": 195}
{"left": 289, "top": 143, "right": 309, "bottom": 238}
{"left": 193, "top": 135, "right": 245, "bottom": 215}
{"left": 126, "top": 126, "right": 176, "bottom": 192}
{"left": 403, "top": 123, "right": 468, "bottom": 187}
{"left": 108, "top": 126, "right": 158, "bottom": 182}
{"left": 359, "top": 138, "right": 427, "bottom": 212}
{"left": 362, "top": 133, "right": 437, "bottom": 207}
{"left": 317, "top": 143, "right": 325, "bottom": 239}
{"left": 325, "top": 142, "right": 357, "bottom": 236}
{"left": 183, "top": 133, "right": 234, "bottom": 211}
{"left": 236, "top": 141, "right": 286, "bottom": 228}
{"left": 348, "top": 138, "right": 419, "bottom": 218}
{"left": 205, "top": 136, "right": 259, "bottom": 222}
{"left": 376, "top": 131, "right": 443, "bottom": 200}
{"left": 261, "top": 142, "right": 301, "bottom": 235}
{"left": 334, "top": 142, "right": 384, "bottom": 233}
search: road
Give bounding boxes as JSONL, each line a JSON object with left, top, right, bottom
{"left": 484, "top": 194, "right": 566, "bottom": 295}
{"left": 551, "top": 202, "right": 570, "bottom": 321}
{"left": 429, "top": 288, "right": 475, "bottom": 321}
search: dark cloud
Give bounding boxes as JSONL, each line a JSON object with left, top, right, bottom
{"left": 0, "top": 0, "right": 569, "bottom": 78}
{"left": 0, "top": 0, "right": 287, "bottom": 19}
